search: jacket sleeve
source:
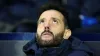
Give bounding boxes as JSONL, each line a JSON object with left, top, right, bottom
{"left": 68, "top": 51, "right": 92, "bottom": 56}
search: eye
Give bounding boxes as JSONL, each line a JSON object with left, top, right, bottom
{"left": 53, "top": 19, "right": 58, "bottom": 24}
{"left": 39, "top": 19, "right": 44, "bottom": 24}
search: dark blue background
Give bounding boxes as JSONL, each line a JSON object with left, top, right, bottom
{"left": 0, "top": 33, "right": 99, "bottom": 41}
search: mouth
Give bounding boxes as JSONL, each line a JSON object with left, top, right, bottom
{"left": 41, "top": 32, "right": 53, "bottom": 40}
{"left": 42, "top": 32, "right": 52, "bottom": 35}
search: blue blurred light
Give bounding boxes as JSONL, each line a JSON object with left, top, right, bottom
{"left": 80, "top": 15, "right": 98, "bottom": 27}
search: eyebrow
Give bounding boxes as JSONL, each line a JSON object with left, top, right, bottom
{"left": 38, "top": 18, "right": 45, "bottom": 23}
{"left": 38, "top": 17, "right": 61, "bottom": 23}
{"left": 51, "top": 17, "right": 61, "bottom": 22}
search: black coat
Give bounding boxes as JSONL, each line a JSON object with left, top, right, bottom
{"left": 23, "top": 36, "right": 94, "bottom": 56}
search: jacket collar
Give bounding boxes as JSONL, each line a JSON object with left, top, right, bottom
{"left": 23, "top": 37, "right": 71, "bottom": 54}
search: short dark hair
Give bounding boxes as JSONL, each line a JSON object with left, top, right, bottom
{"left": 37, "top": 3, "right": 70, "bottom": 29}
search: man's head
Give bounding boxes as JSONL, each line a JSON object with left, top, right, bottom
{"left": 36, "top": 3, "right": 71, "bottom": 47}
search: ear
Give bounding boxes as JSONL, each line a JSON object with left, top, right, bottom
{"left": 63, "top": 29, "right": 71, "bottom": 39}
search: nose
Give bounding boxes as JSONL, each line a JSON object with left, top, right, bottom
{"left": 45, "top": 26, "right": 49, "bottom": 31}
{"left": 44, "top": 22, "right": 50, "bottom": 31}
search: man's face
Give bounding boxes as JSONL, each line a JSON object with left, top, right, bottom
{"left": 36, "top": 10, "right": 65, "bottom": 47}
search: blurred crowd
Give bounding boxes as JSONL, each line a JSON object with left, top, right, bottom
{"left": 0, "top": 0, "right": 100, "bottom": 33}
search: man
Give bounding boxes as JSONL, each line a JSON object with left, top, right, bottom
{"left": 23, "top": 3, "right": 94, "bottom": 56}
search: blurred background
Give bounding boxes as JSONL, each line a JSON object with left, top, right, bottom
{"left": 0, "top": 0, "right": 100, "bottom": 56}
{"left": 0, "top": 0, "right": 99, "bottom": 33}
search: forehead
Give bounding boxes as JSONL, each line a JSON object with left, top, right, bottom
{"left": 39, "top": 10, "right": 64, "bottom": 20}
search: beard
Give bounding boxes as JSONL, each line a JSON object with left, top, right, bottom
{"left": 36, "top": 30, "right": 64, "bottom": 47}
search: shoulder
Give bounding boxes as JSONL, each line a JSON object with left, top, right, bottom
{"left": 67, "top": 36, "right": 94, "bottom": 56}
{"left": 68, "top": 50, "right": 91, "bottom": 56}
{"left": 23, "top": 39, "right": 36, "bottom": 54}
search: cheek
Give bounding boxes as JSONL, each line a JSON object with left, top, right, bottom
{"left": 37, "top": 25, "right": 44, "bottom": 35}
{"left": 51, "top": 24, "right": 64, "bottom": 35}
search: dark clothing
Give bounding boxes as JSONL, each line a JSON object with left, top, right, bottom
{"left": 23, "top": 36, "right": 94, "bottom": 56}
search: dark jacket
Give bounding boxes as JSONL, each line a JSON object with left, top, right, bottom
{"left": 23, "top": 36, "right": 94, "bottom": 56}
